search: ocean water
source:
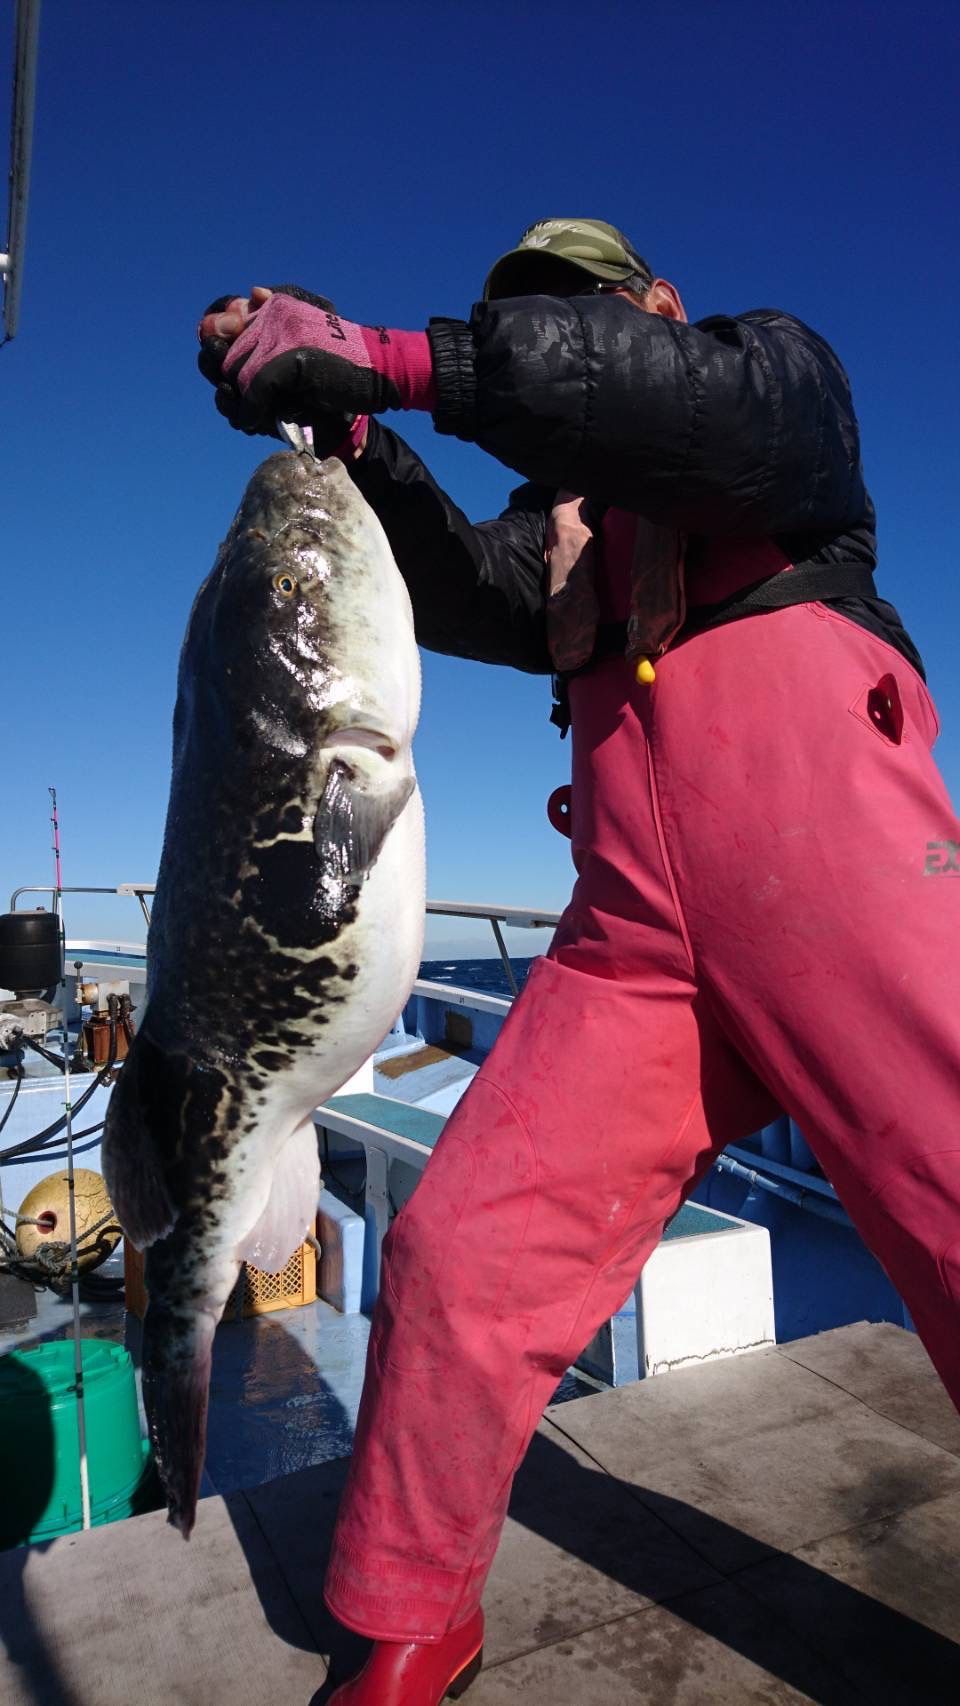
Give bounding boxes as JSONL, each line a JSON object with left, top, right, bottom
{"left": 419, "top": 956, "right": 539, "bottom": 999}
{"left": 48, "top": 949, "right": 540, "bottom": 1000}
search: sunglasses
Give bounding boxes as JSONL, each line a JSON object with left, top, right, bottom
{"left": 488, "top": 263, "right": 653, "bottom": 302}
{"left": 515, "top": 273, "right": 651, "bottom": 300}
{"left": 570, "top": 278, "right": 633, "bottom": 296}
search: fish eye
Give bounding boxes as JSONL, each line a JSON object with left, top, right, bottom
{"left": 273, "top": 571, "right": 298, "bottom": 598}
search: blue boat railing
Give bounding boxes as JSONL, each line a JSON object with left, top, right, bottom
{"left": 419, "top": 900, "right": 561, "bottom": 995}
{"left": 4, "top": 883, "right": 865, "bottom": 1291}
{"left": 10, "top": 883, "right": 156, "bottom": 930}
{"left": 9, "top": 885, "right": 562, "bottom": 1001}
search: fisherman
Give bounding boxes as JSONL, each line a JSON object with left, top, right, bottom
{"left": 198, "top": 220, "right": 960, "bottom": 1706}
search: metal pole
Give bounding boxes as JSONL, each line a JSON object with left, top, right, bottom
{"left": 49, "top": 788, "right": 92, "bottom": 1531}
{"left": 489, "top": 918, "right": 519, "bottom": 998}
{"left": 713, "top": 1153, "right": 850, "bottom": 1226}
{"left": 1, "top": 0, "right": 42, "bottom": 341}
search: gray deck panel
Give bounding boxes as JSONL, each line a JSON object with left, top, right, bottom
{"left": 238, "top": 1425, "right": 721, "bottom": 1676}
{"left": 738, "top": 1486, "right": 960, "bottom": 1703}
{"left": 543, "top": 1340, "right": 960, "bottom": 1573}
{"left": 465, "top": 1579, "right": 863, "bottom": 1705}
{"left": 2, "top": 1325, "right": 959, "bottom": 1705}
{"left": 0, "top": 1488, "right": 324, "bottom": 1706}
{"left": 477, "top": 1422, "right": 720, "bottom": 1666}
{"left": 241, "top": 1458, "right": 353, "bottom": 1646}
{"left": 776, "top": 1321, "right": 960, "bottom": 1457}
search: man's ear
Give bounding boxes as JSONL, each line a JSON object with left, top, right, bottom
{"left": 644, "top": 279, "right": 687, "bottom": 323}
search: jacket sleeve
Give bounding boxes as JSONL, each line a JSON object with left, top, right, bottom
{"left": 348, "top": 419, "right": 552, "bottom": 673}
{"left": 428, "top": 302, "right": 866, "bottom": 539}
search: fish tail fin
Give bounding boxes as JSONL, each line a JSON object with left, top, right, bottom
{"left": 141, "top": 1291, "right": 218, "bottom": 1538}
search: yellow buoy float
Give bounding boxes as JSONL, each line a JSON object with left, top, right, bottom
{"left": 16, "top": 1168, "right": 122, "bottom": 1273}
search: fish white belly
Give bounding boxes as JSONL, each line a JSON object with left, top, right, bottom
{"left": 227, "top": 783, "right": 425, "bottom": 1272}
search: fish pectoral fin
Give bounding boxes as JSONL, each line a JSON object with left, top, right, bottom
{"left": 101, "top": 1040, "right": 177, "bottom": 1249}
{"left": 235, "top": 1117, "right": 320, "bottom": 1274}
{"left": 314, "top": 759, "right": 415, "bottom": 885}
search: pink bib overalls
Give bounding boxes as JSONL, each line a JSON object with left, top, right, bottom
{"left": 324, "top": 517, "right": 960, "bottom": 1642}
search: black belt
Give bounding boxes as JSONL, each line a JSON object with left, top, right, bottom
{"left": 550, "top": 561, "right": 879, "bottom": 735}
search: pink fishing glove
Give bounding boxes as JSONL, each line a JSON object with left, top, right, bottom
{"left": 198, "top": 287, "right": 436, "bottom": 436}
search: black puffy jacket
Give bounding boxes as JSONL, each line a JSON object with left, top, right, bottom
{"left": 348, "top": 297, "right": 922, "bottom": 678}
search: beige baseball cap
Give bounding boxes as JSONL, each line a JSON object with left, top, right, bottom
{"left": 484, "top": 217, "right": 653, "bottom": 300}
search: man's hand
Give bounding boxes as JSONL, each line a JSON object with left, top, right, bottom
{"left": 197, "top": 285, "right": 436, "bottom": 437}
{"left": 545, "top": 491, "right": 600, "bottom": 672}
{"left": 198, "top": 285, "right": 354, "bottom": 449}
{"left": 198, "top": 284, "right": 272, "bottom": 349}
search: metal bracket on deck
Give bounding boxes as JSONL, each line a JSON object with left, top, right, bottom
{"left": 364, "top": 1147, "right": 391, "bottom": 1277}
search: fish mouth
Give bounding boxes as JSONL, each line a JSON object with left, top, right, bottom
{"left": 322, "top": 727, "right": 398, "bottom": 761}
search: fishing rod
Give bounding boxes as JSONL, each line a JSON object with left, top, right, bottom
{"left": 50, "top": 787, "right": 92, "bottom": 1531}
{"left": 0, "top": 0, "right": 42, "bottom": 344}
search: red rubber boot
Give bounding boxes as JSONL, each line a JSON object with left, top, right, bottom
{"left": 328, "top": 1608, "right": 484, "bottom": 1704}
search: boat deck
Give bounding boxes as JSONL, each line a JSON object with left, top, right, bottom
{"left": 2, "top": 1321, "right": 959, "bottom": 1704}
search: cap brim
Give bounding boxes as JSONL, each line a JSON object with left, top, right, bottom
{"left": 483, "top": 249, "right": 634, "bottom": 301}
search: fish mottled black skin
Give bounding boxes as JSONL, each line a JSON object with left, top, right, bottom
{"left": 103, "top": 451, "right": 423, "bottom": 1533}
{"left": 129, "top": 455, "right": 368, "bottom": 1191}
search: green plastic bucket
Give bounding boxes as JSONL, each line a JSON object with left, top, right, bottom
{"left": 0, "top": 1339, "right": 155, "bottom": 1547}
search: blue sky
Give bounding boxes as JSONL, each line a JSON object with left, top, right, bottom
{"left": 2, "top": 0, "right": 957, "bottom": 958}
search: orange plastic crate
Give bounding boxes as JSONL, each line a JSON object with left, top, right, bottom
{"left": 124, "top": 1236, "right": 317, "bottom": 1322}
{"left": 225, "top": 1239, "right": 317, "bottom": 1321}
